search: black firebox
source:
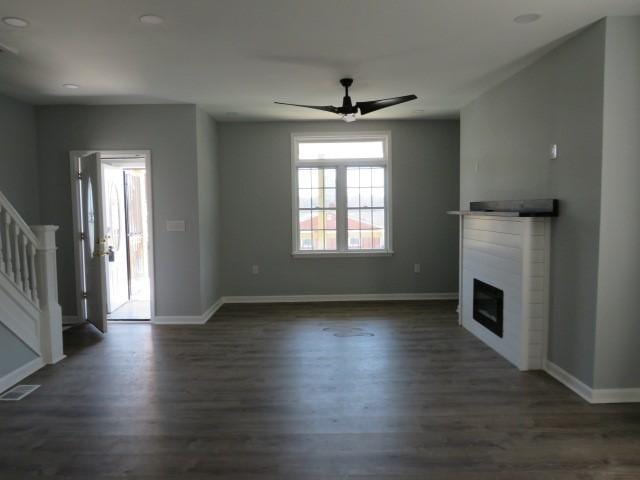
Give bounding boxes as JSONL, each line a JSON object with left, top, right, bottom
{"left": 473, "top": 279, "right": 504, "bottom": 337}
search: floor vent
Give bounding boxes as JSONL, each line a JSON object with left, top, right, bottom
{"left": 323, "top": 326, "right": 375, "bottom": 337}
{"left": 0, "top": 385, "right": 40, "bottom": 401}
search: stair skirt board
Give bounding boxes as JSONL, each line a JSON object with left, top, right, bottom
{"left": 0, "top": 357, "right": 45, "bottom": 395}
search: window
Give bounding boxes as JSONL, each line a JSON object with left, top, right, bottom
{"left": 292, "top": 133, "right": 392, "bottom": 255}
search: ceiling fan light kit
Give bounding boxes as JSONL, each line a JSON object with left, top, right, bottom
{"left": 275, "top": 78, "right": 417, "bottom": 122}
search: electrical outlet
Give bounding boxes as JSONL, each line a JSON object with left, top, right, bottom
{"left": 550, "top": 144, "right": 558, "bottom": 160}
{"left": 414, "top": 263, "right": 421, "bottom": 273}
{"left": 252, "top": 265, "right": 260, "bottom": 275}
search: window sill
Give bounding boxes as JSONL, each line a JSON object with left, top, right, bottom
{"left": 292, "top": 250, "right": 394, "bottom": 258}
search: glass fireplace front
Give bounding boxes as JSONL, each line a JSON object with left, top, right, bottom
{"left": 473, "top": 279, "right": 504, "bottom": 337}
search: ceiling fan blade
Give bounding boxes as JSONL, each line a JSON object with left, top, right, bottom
{"left": 356, "top": 94, "right": 418, "bottom": 115}
{"left": 275, "top": 102, "right": 339, "bottom": 114}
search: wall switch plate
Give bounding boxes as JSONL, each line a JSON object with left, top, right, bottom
{"left": 550, "top": 144, "right": 558, "bottom": 160}
{"left": 252, "top": 265, "right": 260, "bottom": 275}
{"left": 166, "top": 220, "right": 186, "bottom": 232}
{"left": 414, "top": 263, "right": 421, "bottom": 273}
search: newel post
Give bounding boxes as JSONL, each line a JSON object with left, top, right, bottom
{"left": 30, "top": 225, "right": 65, "bottom": 364}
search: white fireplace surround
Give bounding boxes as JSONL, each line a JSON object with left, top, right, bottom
{"left": 458, "top": 214, "right": 551, "bottom": 371}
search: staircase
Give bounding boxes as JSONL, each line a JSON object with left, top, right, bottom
{"left": 0, "top": 190, "right": 63, "bottom": 393}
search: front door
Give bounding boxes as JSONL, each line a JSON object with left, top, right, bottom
{"left": 80, "top": 153, "right": 108, "bottom": 332}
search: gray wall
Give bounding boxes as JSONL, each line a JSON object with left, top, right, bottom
{"left": 36, "top": 105, "right": 202, "bottom": 317}
{"left": 218, "top": 120, "right": 459, "bottom": 296}
{"left": 594, "top": 17, "right": 640, "bottom": 389}
{"left": 196, "top": 108, "right": 222, "bottom": 311}
{"left": 0, "top": 323, "right": 37, "bottom": 378}
{"left": 0, "top": 93, "right": 39, "bottom": 224}
{"left": 460, "top": 21, "right": 607, "bottom": 386}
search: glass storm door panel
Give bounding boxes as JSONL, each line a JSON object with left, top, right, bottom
{"left": 103, "top": 164, "right": 129, "bottom": 313}
{"left": 80, "top": 153, "right": 108, "bottom": 333}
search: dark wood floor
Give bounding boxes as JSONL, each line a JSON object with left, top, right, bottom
{"left": 2, "top": 301, "right": 640, "bottom": 479}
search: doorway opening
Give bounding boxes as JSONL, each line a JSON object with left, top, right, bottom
{"left": 70, "top": 150, "right": 154, "bottom": 332}
{"left": 103, "top": 157, "right": 151, "bottom": 320}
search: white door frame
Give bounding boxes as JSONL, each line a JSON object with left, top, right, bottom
{"left": 69, "top": 150, "right": 156, "bottom": 323}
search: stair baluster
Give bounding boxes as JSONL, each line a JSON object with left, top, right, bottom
{"left": 29, "top": 243, "right": 38, "bottom": 303}
{"left": 13, "top": 222, "right": 22, "bottom": 290}
{"left": 0, "top": 206, "right": 5, "bottom": 274}
{"left": 21, "top": 233, "right": 31, "bottom": 298}
{"left": 4, "top": 212, "right": 14, "bottom": 282}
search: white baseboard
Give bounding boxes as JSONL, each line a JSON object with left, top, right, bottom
{"left": 201, "top": 298, "right": 225, "bottom": 323}
{"left": 62, "top": 315, "right": 83, "bottom": 325}
{"left": 543, "top": 359, "right": 593, "bottom": 402}
{"left": 543, "top": 360, "right": 640, "bottom": 404}
{"left": 221, "top": 292, "right": 458, "bottom": 304}
{"left": 153, "top": 298, "right": 225, "bottom": 325}
{"left": 0, "top": 357, "right": 45, "bottom": 394}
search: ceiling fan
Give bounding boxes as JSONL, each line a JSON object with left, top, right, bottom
{"left": 275, "top": 78, "right": 418, "bottom": 122}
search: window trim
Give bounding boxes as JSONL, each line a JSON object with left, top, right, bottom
{"left": 291, "top": 131, "right": 393, "bottom": 257}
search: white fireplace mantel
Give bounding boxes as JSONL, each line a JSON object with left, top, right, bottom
{"left": 449, "top": 212, "right": 551, "bottom": 371}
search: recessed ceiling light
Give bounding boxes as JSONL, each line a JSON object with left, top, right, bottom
{"left": 63, "top": 84, "right": 80, "bottom": 89}
{"left": 139, "top": 14, "right": 164, "bottom": 25}
{"left": 2, "top": 17, "right": 30, "bottom": 28}
{"left": 514, "top": 13, "right": 541, "bottom": 24}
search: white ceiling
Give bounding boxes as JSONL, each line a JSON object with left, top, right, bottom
{"left": 1, "top": 0, "right": 639, "bottom": 120}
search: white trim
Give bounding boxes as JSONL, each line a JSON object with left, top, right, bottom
{"left": 291, "top": 132, "right": 393, "bottom": 256}
{"left": 591, "top": 388, "right": 640, "bottom": 404}
{"left": 153, "top": 298, "right": 224, "bottom": 325}
{"left": 0, "top": 357, "right": 44, "bottom": 395}
{"left": 291, "top": 251, "right": 394, "bottom": 258}
{"left": 543, "top": 359, "right": 593, "bottom": 403}
{"left": 201, "top": 298, "right": 225, "bottom": 323}
{"left": 221, "top": 293, "right": 458, "bottom": 304}
{"left": 62, "top": 315, "right": 83, "bottom": 325}
{"left": 69, "top": 150, "right": 156, "bottom": 325}
{"left": 543, "top": 360, "right": 640, "bottom": 404}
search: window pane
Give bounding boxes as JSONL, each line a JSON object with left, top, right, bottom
{"left": 371, "top": 167, "right": 385, "bottom": 187}
{"left": 299, "top": 210, "right": 312, "bottom": 230}
{"left": 311, "top": 188, "right": 324, "bottom": 208}
{"left": 348, "top": 209, "right": 360, "bottom": 229}
{"left": 325, "top": 230, "right": 337, "bottom": 250}
{"left": 324, "top": 169, "right": 336, "bottom": 188}
{"left": 359, "top": 167, "right": 372, "bottom": 187}
{"left": 298, "top": 168, "right": 312, "bottom": 188}
{"left": 299, "top": 141, "right": 384, "bottom": 160}
{"left": 347, "top": 168, "right": 359, "bottom": 187}
{"left": 372, "top": 230, "right": 385, "bottom": 249}
{"left": 311, "top": 211, "right": 324, "bottom": 229}
{"left": 348, "top": 230, "right": 361, "bottom": 249}
{"left": 299, "top": 189, "right": 312, "bottom": 208}
{"left": 372, "top": 209, "right": 385, "bottom": 229}
{"left": 324, "top": 188, "right": 336, "bottom": 208}
{"left": 325, "top": 210, "right": 336, "bottom": 230}
{"left": 360, "top": 209, "right": 373, "bottom": 229}
{"left": 360, "top": 230, "right": 373, "bottom": 249}
{"left": 310, "top": 168, "right": 324, "bottom": 188}
{"left": 300, "top": 231, "right": 312, "bottom": 250}
{"left": 359, "top": 188, "right": 372, "bottom": 208}
{"left": 313, "top": 230, "right": 324, "bottom": 250}
{"left": 347, "top": 188, "right": 359, "bottom": 208}
{"left": 372, "top": 188, "right": 385, "bottom": 207}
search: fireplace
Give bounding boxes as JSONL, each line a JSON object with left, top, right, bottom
{"left": 473, "top": 279, "right": 503, "bottom": 337}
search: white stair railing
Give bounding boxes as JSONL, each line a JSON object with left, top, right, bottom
{"left": 0, "top": 193, "right": 39, "bottom": 306}
{"left": 0, "top": 190, "right": 63, "bottom": 365}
